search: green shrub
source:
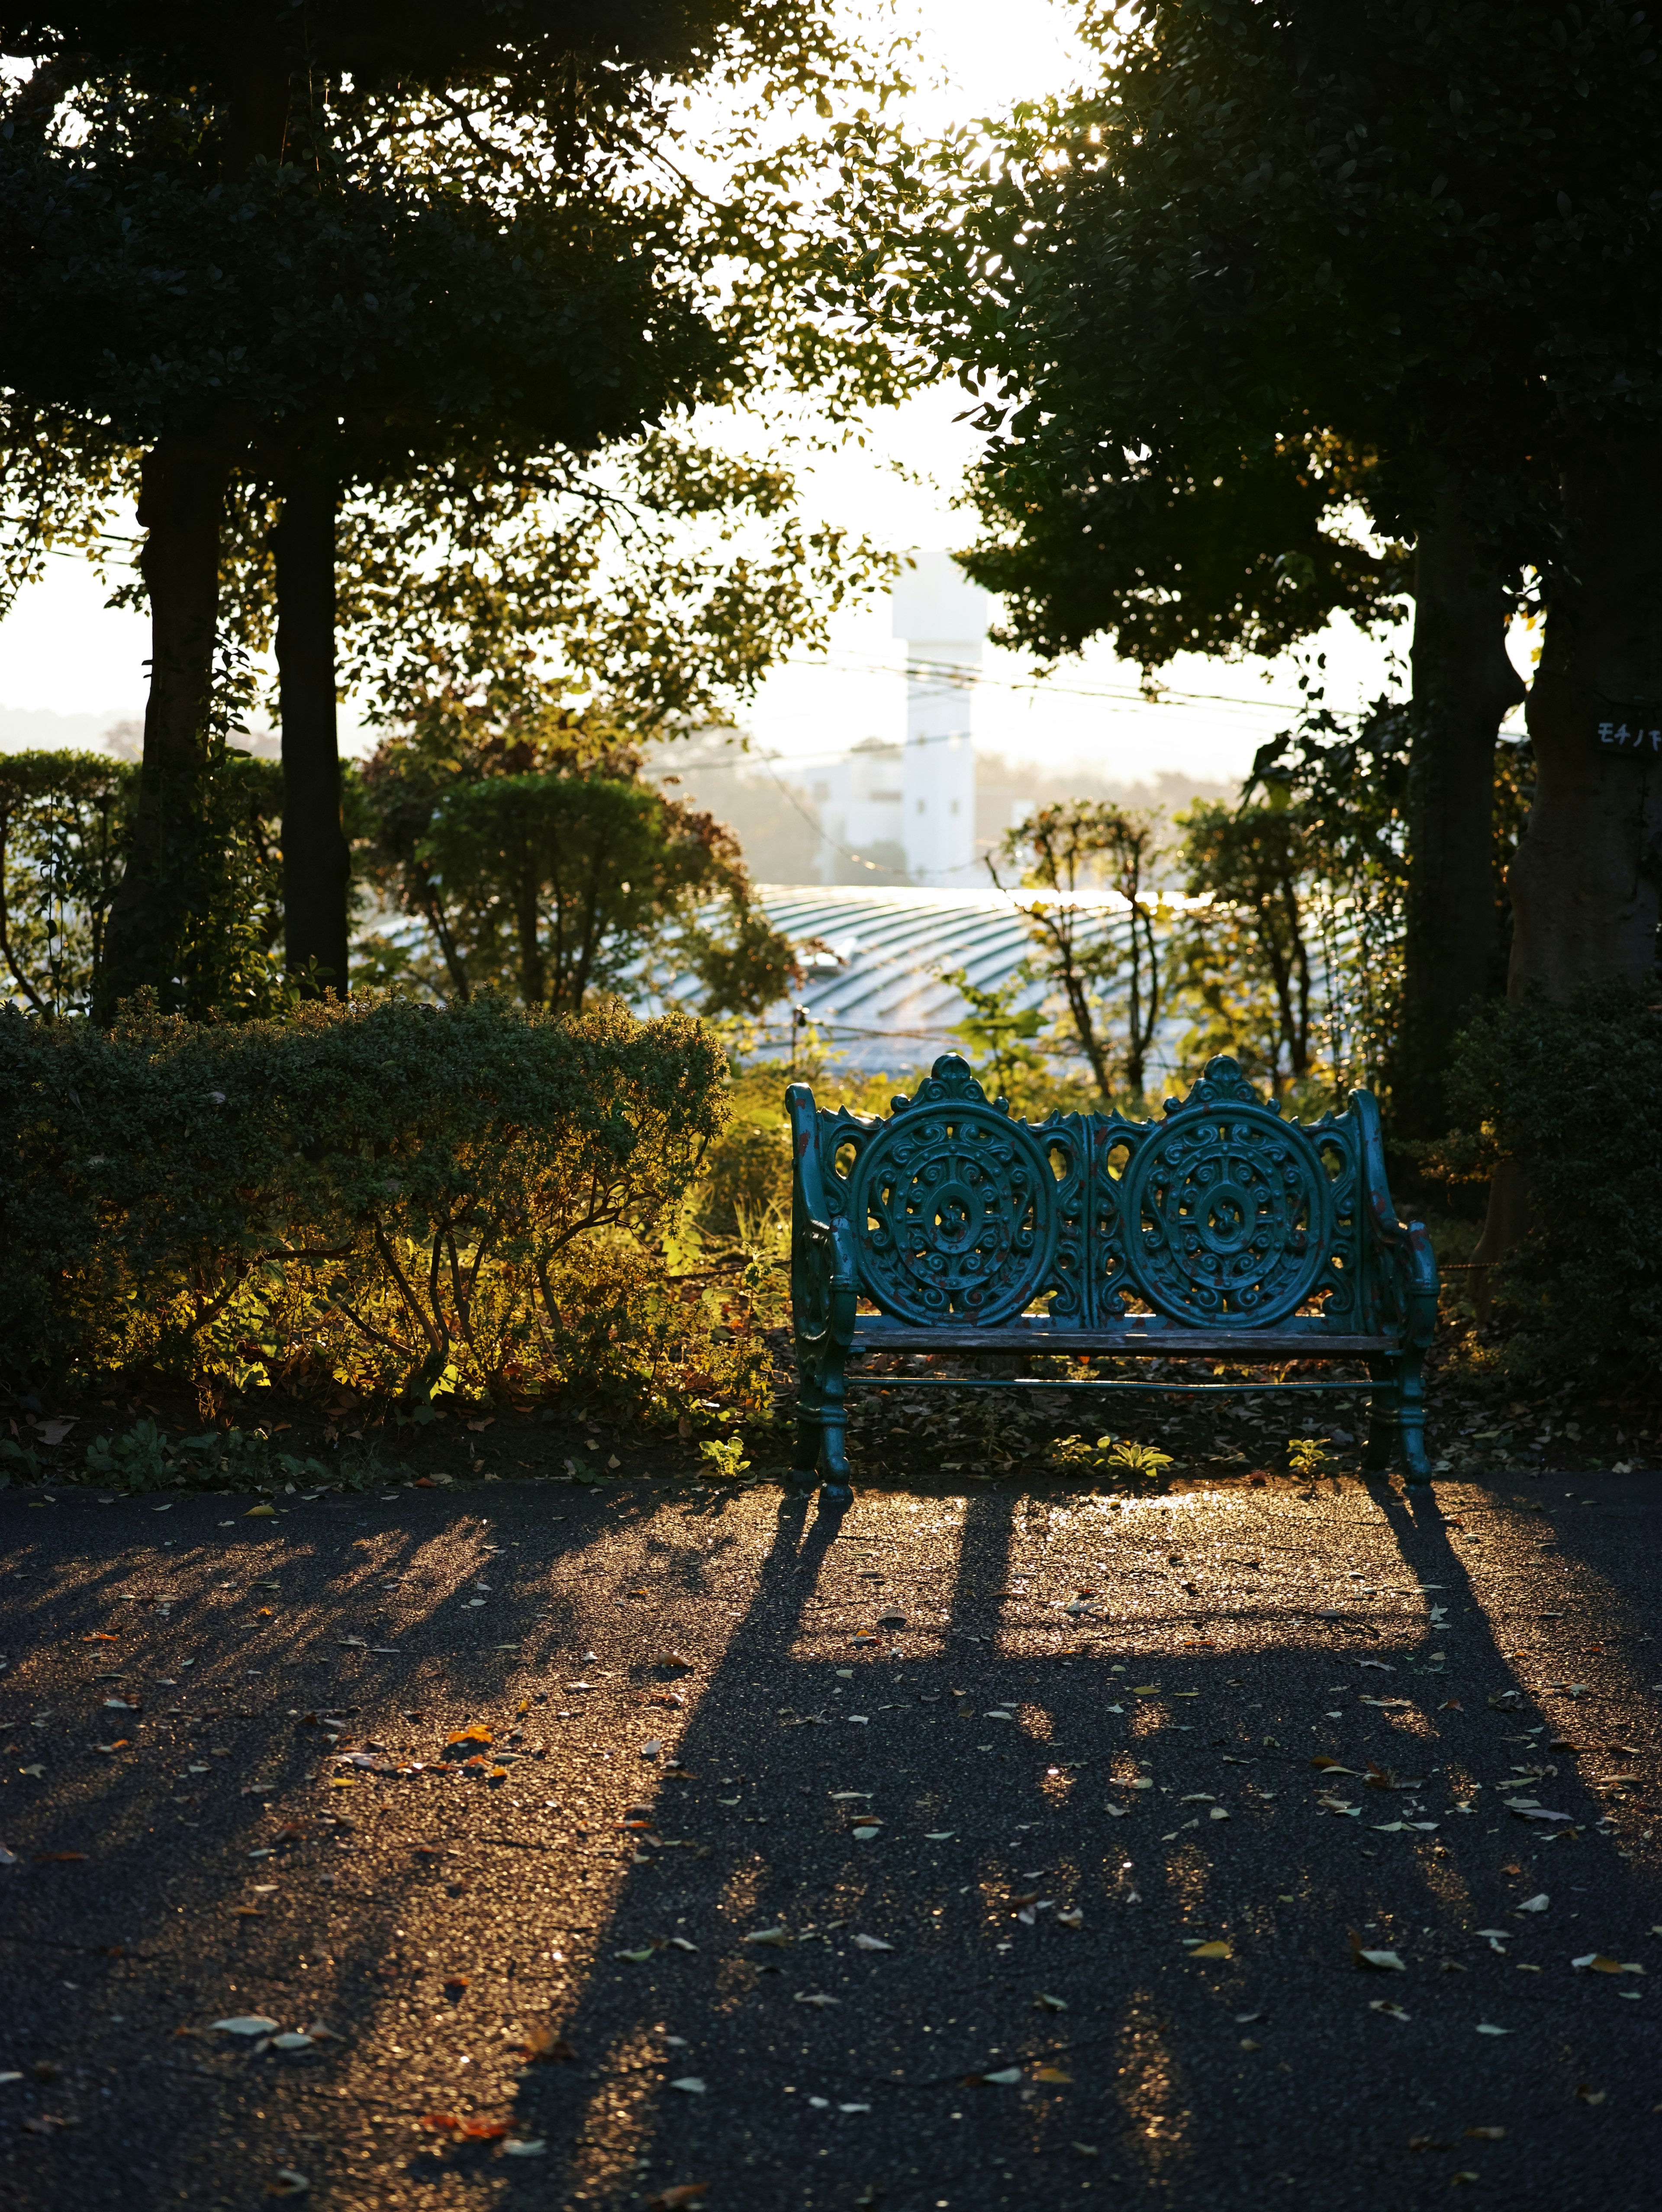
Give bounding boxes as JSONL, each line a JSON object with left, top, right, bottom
{"left": 1441, "top": 982, "right": 1662, "bottom": 1369}
{"left": 696, "top": 1114, "right": 792, "bottom": 1244}
{"left": 0, "top": 992, "right": 729, "bottom": 1408}
{"left": 0, "top": 747, "right": 289, "bottom": 1021}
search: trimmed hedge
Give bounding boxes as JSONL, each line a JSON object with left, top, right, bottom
{"left": 0, "top": 993, "right": 729, "bottom": 1406}
{"left": 1443, "top": 981, "right": 1662, "bottom": 1370}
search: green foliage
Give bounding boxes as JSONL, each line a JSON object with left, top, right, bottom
{"left": 940, "top": 966, "right": 1048, "bottom": 1113}
{"left": 330, "top": 438, "right": 899, "bottom": 749}
{"left": 1439, "top": 984, "right": 1662, "bottom": 1369}
{"left": 1174, "top": 801, "right": 1318, "bottom": 1095}
{"left": 914, "top": 2, "right": 1662, "bottom": 641}
{"left": 1285, "top": 1437, "right": 1330, "bottom": 1481}
{"left": 80, "top": 1417, "right": 332, "bottom": 1495}
{"left": 1049, "top": 1433, "right": 1174, "bottom": 1481}
{"left": 0, "top": 745, "right": 290, "bottom": 1021}
{"left": 699, "top": 1432, "right": 753, "bottom": 1482}
{"left": 0, "top": 749, "right": 130, "bottom": 1017}
{"left": 686, "top": 903, "right": 803, "bottom": 1022}
{"left": 358, "top": 712, "right": 796, "bottom": 1017}
{"left": 0, "top": 993, "right": 729, "bottom": 1408}
{"left": 696, "top": 1114, "right": 793, "bottom": 1247}
{"left": 989, "top": 800, "right": 1165, "bottom": 1101}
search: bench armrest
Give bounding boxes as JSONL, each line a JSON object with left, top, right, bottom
{"left": 1353, "top": 1088, "right": 1438, "bottom": 1347}
{"left": 787, "top": 1081, "right": 857, "bottom": 1352}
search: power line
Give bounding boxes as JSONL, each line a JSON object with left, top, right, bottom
{"left": 785, "top": 649, "right": 1306, "bottom": 716}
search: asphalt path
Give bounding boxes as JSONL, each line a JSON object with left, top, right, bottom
{"left": 0, "top": 1467, "right": 1657, "bottom": 2212}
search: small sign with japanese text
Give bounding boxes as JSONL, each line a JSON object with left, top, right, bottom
{"left": 1596, "top": 711, "right": 1662, "bottom": 756}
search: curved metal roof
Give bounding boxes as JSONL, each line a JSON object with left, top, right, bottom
{"left": 656, "top": 882, "right": 1143, "bottom": 1071}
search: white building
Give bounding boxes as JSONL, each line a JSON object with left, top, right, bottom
{"left": 893, "top": 550, "right": 984, "bottom": 886}
{"left": 799, "top": 551, "right": 987, "bottom": 885}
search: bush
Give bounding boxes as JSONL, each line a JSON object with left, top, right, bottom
{"left": 1441, "top": 981, "right": 1662, "bottom": 1369}
{"left": 696, "top": 1113, "right": 793, "bottom": 1244}
{"left": 0, "top": 746, "right": 289, "bottom": 1021}
{"left": 0, "top": 992, "right": 731, "bottom": 1409}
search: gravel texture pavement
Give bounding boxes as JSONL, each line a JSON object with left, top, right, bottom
{"left": 0, "top": 1467, "right": 1657, "bottom": 2212}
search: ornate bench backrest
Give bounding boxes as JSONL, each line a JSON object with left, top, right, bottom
{"left": 787, "top": 1051, "right": 1404, "bottom": 1336}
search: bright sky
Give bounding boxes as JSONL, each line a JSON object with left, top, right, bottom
{"left": 0, "top": 0, "right": 1421, "bottom": 784}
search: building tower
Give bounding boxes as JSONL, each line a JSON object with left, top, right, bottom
{"left": 890, "top": 550, "right": 987, "bottom": 887}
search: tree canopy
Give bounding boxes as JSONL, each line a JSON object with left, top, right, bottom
{"left": 0, "top": 0, "right": 910, "bottom": 1010}
{"left": 900, "top": 0, "right": 1662, "bottom": 1138}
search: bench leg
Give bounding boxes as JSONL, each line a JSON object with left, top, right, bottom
{"left": 792, "top": 1343, "right": 822, "bottom": 1495}
{"left": 1396, "top": 1344, "right": 1431, "bottom": 1487}
{"left": 1363, "top": 1357, "right": 1398, "bottom": 1473}
{"left": 816, "top": 1345, "right": 853, "bottom": 1507}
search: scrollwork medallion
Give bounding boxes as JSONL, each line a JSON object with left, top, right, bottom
{"left": 1123, "top": 1104, "right": 1331, "bottom": 1326}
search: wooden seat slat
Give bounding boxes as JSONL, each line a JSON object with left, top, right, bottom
{"left": 849, "top": 1327, "right": 1398, "bottom": 1357}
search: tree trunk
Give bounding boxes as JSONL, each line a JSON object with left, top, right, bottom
{"left": 97, "top": 435, "right": 229, "bottom": 1017}
{"left": 1473, "top": 442, "right": 1662, "bottom": 1275}
{"left": 1504, "top": 447, "right": 1662, "bottom": 997}
{"left": 274, "top": 459, "right": 351, "bottom": 997}
{"left": 1392, "top": 478, "right": 1526, "bottom": 1138}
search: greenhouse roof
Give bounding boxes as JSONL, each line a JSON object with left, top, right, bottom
{"left": 658, "top": 881, "right": 1141, "bottom": 1072}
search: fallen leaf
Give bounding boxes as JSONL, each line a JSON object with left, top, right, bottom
{"left": 795, "top": 1992, "right": 839, "bottom": 2006}
{"left": 1369, "top": 2000, "right": 1410, "bottom": 2021}
{"left": 502, "top": 2139, "right": 546, "bottom": 2157}
{"left": 1035, "top": 1993, "right": 1068, "bottom": 2012}
{"left": 33, "top": 1852, "right": 87, "bottom": 1865}
{"left": 1034, "top": 2065, "right": 1073, "bottom": 2083}
{"left": 1056, "top": 1908, "right": 1085, "bottom": 1929}
{"left": 521, "top": 2026, "right": 575, "bottom": 2062}
{"left": 1475, "top": 2023, "right": 1512, "bottom": 2036}
{"left": 267, "top": 2170, "right": 309, "bottom": 2197}
{"left": 1516, "top": 1894, "right": 1549, "bottom": 1915}
{"left": 1575, "top": 2084, "right": 1606, "bottom": 2106}
{"left": 645, "top": 2186, "right": 709, "bottom": 2211}
{"left": 212, "top": 2015, "right": 280, "bottom": 2035}
{"left": 980, "top": 2067, "right": 1023, "bottom": 2086}
{"left": 744, "top": 1927, "right": 790, "bottom": 1947}
{"left": 1189, "top": 1941, "right": 1232, "bottom": 1960}
{"left": 1310, "top": 1758, "right": 1356, "bottom": 1773}
{"left": 245, "top": 1504, "right": 276, "bottom": 1518}
{"left": 850, "top": 1933, "right": 893, "bottom": 1952}
{"left": 1350, "top": 1931, "right": 1406, "bottom": 1972}
{"left": 1572, "top": 1953, "right": 1644, "bottom": 1975}
{"left": 615, "top": 1946, "right": 657, "bottom": 1964}
{"left": 271, "top": 2033, "right": 314, "bottom": 2051}
{"left": 668, "top": 2077, "right": 707, "bottom": 2094}
{"left": 1466, "top": 2126, "right": 1506, "bottom": 2140}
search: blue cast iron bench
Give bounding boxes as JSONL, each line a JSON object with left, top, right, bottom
{"left": 786, "top": 1053, "right": 1437, "bottom": 1505}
